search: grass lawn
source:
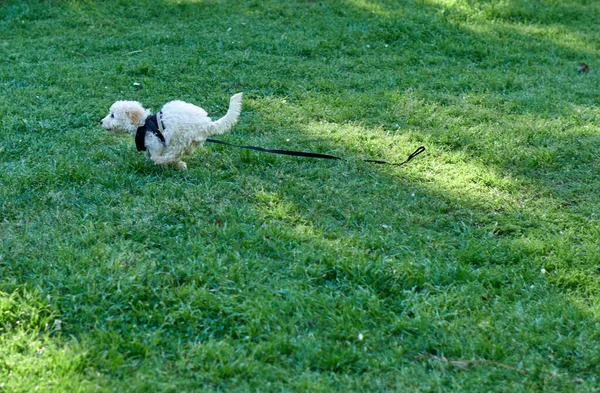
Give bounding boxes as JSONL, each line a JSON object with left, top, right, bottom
{"left": 1, "top": 0, "right": 600, "bottom": 391}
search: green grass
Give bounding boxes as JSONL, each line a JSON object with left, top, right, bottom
{"left": 1, "top": 0, "right": 600, "bottom": 391}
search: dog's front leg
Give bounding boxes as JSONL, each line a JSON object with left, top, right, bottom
{"left": 149, "top": 151, "right": 187, "bottom": 170}
{"left": 173, "top": 161, "right": 187, "bottom": 170}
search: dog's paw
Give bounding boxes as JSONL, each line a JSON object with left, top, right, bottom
{"left": 174, "top": 161, "right": 188, "bottom": 170}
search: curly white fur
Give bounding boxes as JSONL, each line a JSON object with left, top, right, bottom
{"left": 101, "top": 93, "right": 243, "bottom": 170}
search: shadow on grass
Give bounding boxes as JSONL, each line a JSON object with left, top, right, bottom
{"left": 1, "top": 0, "right": 600, "bottom": 390}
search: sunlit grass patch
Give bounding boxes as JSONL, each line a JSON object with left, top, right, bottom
{"left": 2, "top": 0, "right": 600, "bottom": 391}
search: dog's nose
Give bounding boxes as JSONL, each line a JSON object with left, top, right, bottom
{"left": 100, "top": 120, "right": 103, "bottom": 125}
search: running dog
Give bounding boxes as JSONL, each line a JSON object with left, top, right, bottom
{"left": 101, "top": 93, "right": 242, "bottom": 170}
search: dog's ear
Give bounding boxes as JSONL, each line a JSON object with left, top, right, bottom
{"left": 126, "top": 109, "right": 144, "bottom": 125}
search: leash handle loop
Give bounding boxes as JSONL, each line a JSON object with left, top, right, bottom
{"left": 397, "top": 145, "right": 426, "bottom": 166}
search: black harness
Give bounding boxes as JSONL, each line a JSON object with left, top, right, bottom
{"left": 135, "top": 113, "right": 166, "bottom": 152}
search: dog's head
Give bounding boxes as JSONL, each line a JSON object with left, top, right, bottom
{"left": 101, "top": 101, "right": 151, "bottom": 134}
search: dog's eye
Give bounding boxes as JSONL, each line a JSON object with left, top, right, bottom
{"left": 110, "top": 114, "right": 114, "bottom": 118}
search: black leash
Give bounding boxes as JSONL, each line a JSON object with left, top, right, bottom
{"left": 206, "top": 138, "right": 425, "bottom": 167}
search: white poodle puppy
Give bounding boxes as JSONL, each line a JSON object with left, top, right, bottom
{"left": 101, "top": 93, "right": 243, "bottom": 170}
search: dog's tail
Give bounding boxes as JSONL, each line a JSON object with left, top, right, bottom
{"left": 209, "top": 93, "right": 243, "bottom": 135}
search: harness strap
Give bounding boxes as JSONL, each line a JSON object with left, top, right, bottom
{"left": 157, "top": 111, "right": 165, "bottom": 134}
